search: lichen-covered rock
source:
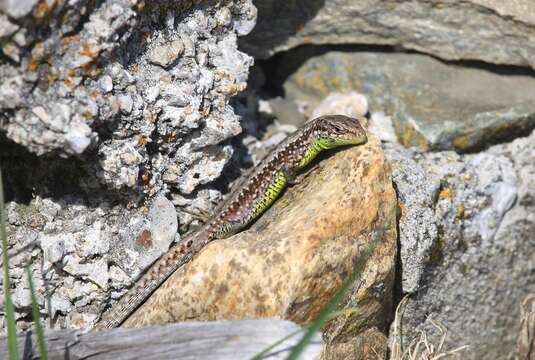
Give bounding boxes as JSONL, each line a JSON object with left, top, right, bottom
{"left": 0, "top": 0, "right": 256, "bottom": 198}
{"left": 387, "top": 129, "right": 535, "bottom": 359}
{"left": 0, "top": 0, "right": 258, "bottom": 332}
{"left": 241, "top": 0, "right": 535, "bottom": 70}
{"left": 275, "top": 49, "right": 535, "bottom": 152}
{"left": 122, "top": 134, "right": 397, "bottom": 359}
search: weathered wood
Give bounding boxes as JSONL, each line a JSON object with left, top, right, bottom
{"left": 0, "top": 319, "right": 322, "bottom": 360}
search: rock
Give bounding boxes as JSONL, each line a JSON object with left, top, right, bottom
{"left": 278, "top": 49, "right": 535, "bottom": 152}
{"left": 383, "top": 144, "right": 439, "bottom": 293}
{"left": 63, "top": 256, "right": 109, "bottom": 289}
{"left": 118, "top": 94, "right": 133, "bottom": 115}
{"left": 0, "top": 0, "right": 39, "bottom": 18}
{"left": 311, "top": 92, "right": 368, "bottom": 120}
{"left": 387, "top": 129, "right": 535, "bottom": 359}
{"left": 148, "top": 196, "right": 178, "bottom": 252}
{"left": 12, "top": 284, "right": 32, "bottom": 309}
{"left": 79, "top": 221, "right": 110, "bottom": 257}
{"left": 0, "top": 14, "right": 19, "bottom": 37}
{"left": 50, "top": 292, "right": 73, "bottom": 318}
{"left": 148, "top": 38, "right": 184, "bottom": 68}
{"left": 0, "top": 0, "right": 256, "bottom": 202}
{"left": 240, "top": 0, "right": 535, "bottom": 70}
{"left": 98, "top": 75, "right": 113, "bottom": 93}
{"left": 517, "top": 294, "right": 535, "bottom": 360}
{"left": 368, "top": 112, "right": 397, "bottom": 143}
{"left": 266, "top": 97, "right": 304, "bottom": 127}
{"left": 123, "top": 135, "right": 398, "bottom": 359}
{"left": 40, "top": 233, "right": 71, "bottom": 269}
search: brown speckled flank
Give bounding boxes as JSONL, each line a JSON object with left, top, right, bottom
{"left": 94, "top": 115, "right": 367, "bottom": 330}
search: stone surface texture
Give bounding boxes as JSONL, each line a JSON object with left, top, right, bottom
{"left": 275, "top": 48, "right": 535, "bottom": 152}
{"left": 0, "top": 0, "right": 256, "bottom": 196}
{"left": 386, "top": 129, "right": 535, "bottom": 359}
{"left": 240, "top": 0, "right": 535, "bottom": 69}
{"left": 123, "top": 135, "right": 398, "bottom": 360}
{"left": 0, "top": 0, "right": 257, "bottom": 331}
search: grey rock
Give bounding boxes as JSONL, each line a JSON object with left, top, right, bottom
{"left": 98, "top": 75, "right": 113, "bottom": 93}
{"left": 388, "top": 130, "right": 535, "bottom": 359}
{"left": 63, "top": 255, "right": 109, "bottom": 289}
{"left": 0, "top": 0, "right": 39, "bottom": 18}
{"left": 240, "top": 0, "right": 535, "bottom": 69}
{"left": 40, "top": 233, "right": 70, "bottom": 268}
{"left": 368, "top": 112, "right": 397, "bottom": 143}
{"left": 49, "top": 291, "right": 73, "bottom": 318}
{"left": 12, "top": 284, "right": 31, "bottom": 309}
{"left": 265, "top": 97, "right": 304, "bottom": 127}
{"left": 148, "top": 38, "right": 184, "bottom": 68}
{"left": 118, "top": 94, "right": 133, "bottom": 115}
{"left": 108, "top": 265, "right": 131, "bottom": 289}
{"left": 0, "top": 14, "right": 19, "bottom": 37}
{"left": 311, "top": 91, "right": 368, "bottom": 120}
{"left": 384, "top": 144, "right": 439, "bottom": 293}
{"left": 98, "top": 141, "right": 143, "bottom": 189}
{"left": 279, "top": 50, "right": 535, "bottom": 152}
{"left": 0, "top": 0, "right": 256, "bottom": 201}
{"left": 0, "top": 65, "right": 23, "bottom": 109}
{"left": 78, "top": 221, "right": 110, "bottom": 257}
{"left": 148, "top": 196, "right": 178, "bottom": 252}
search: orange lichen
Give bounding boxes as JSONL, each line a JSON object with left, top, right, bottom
{"left": 63, "top": 78, "right": 77, "bottom": 90}
{"left": 398, "top": 202, "right": 407, "bottom": 222}
{"left": 27, "top": 63, "right": 39, "bottom": 72}
{"left": 438, "top": 188, "right": 454, "bottom": 202}
{"left": 137, "top": 136, "right": 147, "bottom": 146}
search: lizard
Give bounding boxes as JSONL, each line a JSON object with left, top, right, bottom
{"left": 94, "top": 114, "right": 367, "bottom": 330}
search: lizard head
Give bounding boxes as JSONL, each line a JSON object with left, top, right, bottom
{"left": 311, "top": 115, "right": 368, "bottom": 149}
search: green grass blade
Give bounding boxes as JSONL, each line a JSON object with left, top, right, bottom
{"left": 0, "top": 169, "right": 19, "bottom": 359}
{"left": 249, "top": 327, "right": 304, "bottom": 360}
{"left": 284, "top": 209, "right": 395, "bottom": 360}
{"left": 27, "top": 267, "right": 47, "bottom": 360}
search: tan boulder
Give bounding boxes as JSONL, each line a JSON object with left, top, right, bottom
{"left": 124, "top": 134, "right": 397, "bottom": 358}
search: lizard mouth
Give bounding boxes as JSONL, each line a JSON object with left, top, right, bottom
{"left": 338, "top": 134, "right": 368, "bottom": 146}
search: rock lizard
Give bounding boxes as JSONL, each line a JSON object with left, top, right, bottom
{"left": 95, "top": 114, "right": 367, "bottom": 329}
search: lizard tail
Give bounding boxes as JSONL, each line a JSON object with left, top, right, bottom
{"left": 94, "top": 226, "right": 213, "bottom": 330}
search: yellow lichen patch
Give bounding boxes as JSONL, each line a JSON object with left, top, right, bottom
{"left": 455, "top": 202, "right": 465, "bottom": 223}
{"left": 355, "top": 288, "right": 369, "bottom": 301}
{"left": 452, "top": 134, "right": 474, "bottom": 151}
{"left": 397, "top": 123, "right": 430, "bottom": 151}
{"left": 83, "top": 112, "right": 93, "bottom": 121}
{"left": 438, "top": 188, "right": 454, "bottom": 202}
{"left": 27, "top": 63, "right": 39, "bottom": 72}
